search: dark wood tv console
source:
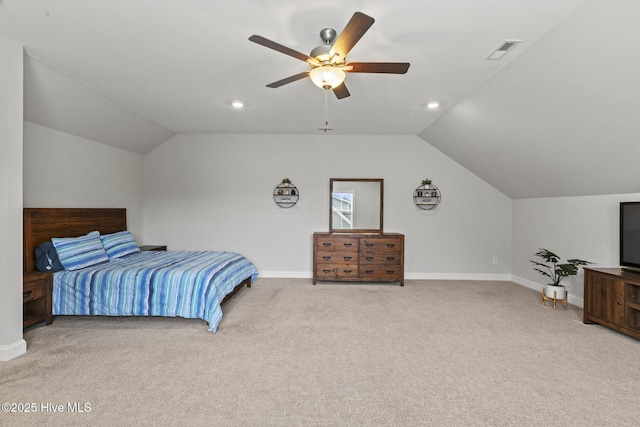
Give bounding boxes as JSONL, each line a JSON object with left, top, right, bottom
{"left": 583, "top": 267, "right": 640, "bottom": 340}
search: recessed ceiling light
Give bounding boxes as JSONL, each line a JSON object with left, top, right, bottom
{"left": 231, "top": 101, "right": 244, "bottom": 108}
{"left": 427, "top": 102, "right": 440, "bottom": 109}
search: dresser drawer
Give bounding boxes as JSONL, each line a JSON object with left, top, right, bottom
{"left": 23, "top": 279, "right": 47, "bottom": 303}
{"left": 316, "top": 251, "right": 357, "bottom": 264}
{"left": 360, "top": 251, "right": 401, "bottom": 266}
{"left": 315, "top": 237, "right": 359, "bottom": 251}
{"left": 316, "top": 263, "right": 359, "bottom": 279}
{"left": 360, "top": 237, "right": 401, "bottom": 251}
{"left": 360, "top": 265, "right": 402, "bottom": 281}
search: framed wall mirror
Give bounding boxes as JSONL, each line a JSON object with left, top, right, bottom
{"left": 329, "top": 178, "right": 384, "bottom": 233}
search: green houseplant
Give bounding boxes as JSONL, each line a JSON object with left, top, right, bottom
{"left": 530, "top": 248, "right": 592, "bottom": 299}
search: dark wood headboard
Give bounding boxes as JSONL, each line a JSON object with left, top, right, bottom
{"left": 23, "top": 208, "right": 127, "bottom": 272}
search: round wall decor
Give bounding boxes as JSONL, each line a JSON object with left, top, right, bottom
{"left": 413, "top": 179, "right": 441, "bottom": 210}
{"left": 273, "top": 179, "right": 299, "bottom": 208}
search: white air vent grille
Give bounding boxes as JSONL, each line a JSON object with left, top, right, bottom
{"left": 485, "top": 39, "right": 522, "bottom": 61}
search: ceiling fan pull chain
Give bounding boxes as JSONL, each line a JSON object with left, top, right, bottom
{"left": 324, "top": 88, "right": 329, "bottom": 127}
{"left": 318, "top": 89, "right": 332, "bottom": 132}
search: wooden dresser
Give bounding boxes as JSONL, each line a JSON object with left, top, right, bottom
{"left": 313, "top": 232, "right": 404, "bottom": 285}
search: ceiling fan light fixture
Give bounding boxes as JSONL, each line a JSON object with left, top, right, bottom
{"left": 310, "top": 65, "right": 346, "bottom": 90}
{"left": 310, "top": 44, "right": 332, "bottom": 62}
{"left": 249, "top": 12, "right": 408, "bottom": 99}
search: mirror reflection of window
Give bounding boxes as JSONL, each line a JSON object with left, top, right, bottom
{"left": 329, "top": 178, "right": 383, "bottom": 232}
{"left": 332, "top": 191, "right": 354, "bottom": 229}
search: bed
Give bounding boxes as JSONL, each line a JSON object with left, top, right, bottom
{"left": 23, "top": 208, "right": 259, "bottom": 333}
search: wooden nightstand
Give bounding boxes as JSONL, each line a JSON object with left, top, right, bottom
{"left": 140, "top": 245, "right": 167, "bottom": 251}
{"left": 23, "top": 271, "right": 53, "bottom": 328}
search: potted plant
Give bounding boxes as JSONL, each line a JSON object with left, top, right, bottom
{"left": 530, "top": 248, "right": 592, "bottom": 300}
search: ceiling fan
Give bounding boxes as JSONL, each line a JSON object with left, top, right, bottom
{"left": 249, "top": 11, "right": 410, "bottom": 99}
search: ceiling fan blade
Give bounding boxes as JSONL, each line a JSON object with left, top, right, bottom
{"left": 330, "top": 12, "right": 375, "bottom": 59}
{"left": 333, "top": 83, "right": 350, "bottom": 99}
{"left": 249, "top": 35, "right": 319, "bottom": 66}
{"left": 266, "top": 72, "right": 310, "bottom": 88}
{"left": 346, "top": 62, "right": 410, "bottom": 74}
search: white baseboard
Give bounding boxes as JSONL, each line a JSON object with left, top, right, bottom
{"left": 0, "top": 339, "right": 26, "bottom": 361}
{"left": 405, "top": 272, "right": 513, "bottom": 281}
{"left": 258, "top": 271, "right": 512, "bottom": 282}
{"left": 511, "top": 275, "right": 584, "bottom": 308}
{"left": 258, "top": 271, "right": 313, "bottom": 279}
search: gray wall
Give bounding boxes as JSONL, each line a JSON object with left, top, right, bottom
{"left": 23, "top": 122, "right": 145, "bottom": 241}
{"left": 512, "top": 193, "right": 640, "bottom": 306}
{"left": 0, "top": 35, "right": 25, "bottom": 361}
{"left": 142, "top": 133, "right": 513, "bottom": 279}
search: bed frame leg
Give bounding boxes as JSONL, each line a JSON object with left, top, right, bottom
{"left": 220, "top": 277, "right": 252, "bottom": 305}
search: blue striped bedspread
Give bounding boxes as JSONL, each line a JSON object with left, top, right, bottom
{"left": 52, "top": 251, "right": 259, "bottom": 333}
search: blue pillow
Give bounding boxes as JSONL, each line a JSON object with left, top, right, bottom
{"left": 35, "top": 242, "right": 65, "bottom": 272}
{"left": 52, "top": 231, "right": 109, "bottom": 271}
{"left": 100, "top": 231, "right": 140, "bottom": 259}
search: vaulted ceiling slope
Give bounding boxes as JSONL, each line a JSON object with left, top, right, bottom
{"left": 420, "top": 0, "right": 640, "bottom": 199}
{"left": 5, "top": 1, "right": 638, "bottom": 198}
{"left": 24, "top": 57, "right": 176, "bottom": 155}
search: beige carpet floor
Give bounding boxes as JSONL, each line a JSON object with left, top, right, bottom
{"left": 2, "top": 278, "right": 640, "bottom": 426}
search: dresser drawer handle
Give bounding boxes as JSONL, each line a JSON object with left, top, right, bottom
{"left": 386, "top": 270, "right": 395, "bottom": 274}
{"left": 343, "top": 256, "right": 352, "bottom": 261}
{"left": 322, "top": 269, "right": 331, "bottom": 273}
{"left": 322, "top": 256, "right": 331, "bottom": 260}
{"left": 365, "top": 243, "right": 374, "bottom": 247}
{"left": 343, "top": 270, "right": 352, "bottom": 274}
{"left": 365, "top": 257, "right": 374, "bottom": 261}
{"left": 365, "top": 270, "right": 374, "bottom": 274}
{"left": 322, "top": 243, "right": 331, "bottom": 247}
{"left": 343, "top": 243, "right": 352, "bottom": 247}
{"left": 386, "top": 244, "right": 395, "bottom": 248}
{"left": 23, "top": 290, "right": 33, "bottom": 299}
{"left": 386, "top": 257, "right": 395, "bottom": 261}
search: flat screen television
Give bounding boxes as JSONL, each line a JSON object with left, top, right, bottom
{"left": 620, "top": 202, "right": 640, "bottom": 273}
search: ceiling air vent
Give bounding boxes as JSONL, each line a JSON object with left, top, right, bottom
{"left": 485, "top": 39, "right": 522, "bottom": 61}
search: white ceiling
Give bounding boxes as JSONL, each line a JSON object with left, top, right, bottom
{"left": 3, "top": 0, "right": 639, "bottom": 198}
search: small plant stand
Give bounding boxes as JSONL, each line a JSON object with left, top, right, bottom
{"left": 541, "top": 288, "right": 568, "bottom": 310}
